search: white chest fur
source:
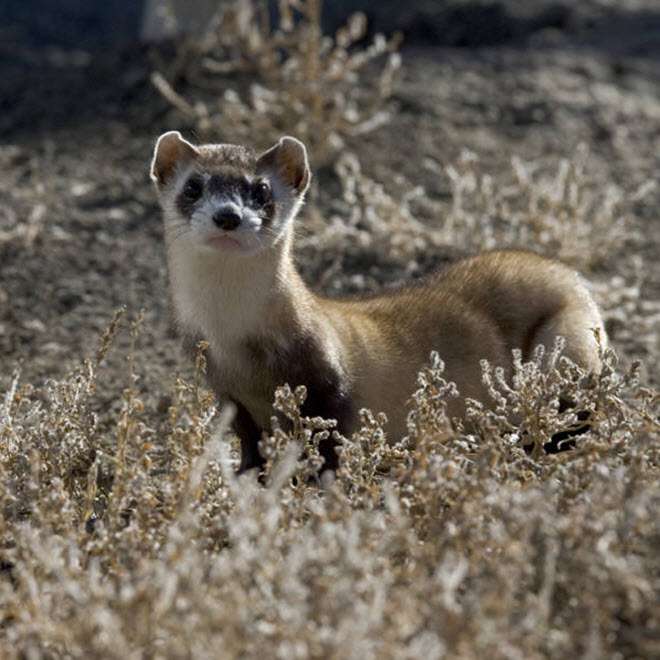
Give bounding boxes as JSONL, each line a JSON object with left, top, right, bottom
{"left": 167, "top": 240, "right": 284, "bottom": 356}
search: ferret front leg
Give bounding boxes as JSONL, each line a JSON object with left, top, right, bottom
{"left": 232, "top": 400, "right": 266, "bottom": 474}
{"left": 302, "top": 385, "right": 355, "bottom": 472}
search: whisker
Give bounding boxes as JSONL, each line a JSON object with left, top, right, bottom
{"left": 166, "top": 225, "right": 194, "bottom": 243}
{"left": 164, "top": 225, "right": 188, "bottom": 237}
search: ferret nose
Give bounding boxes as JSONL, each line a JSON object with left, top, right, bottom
{"left": 213, "top": 210, "right": 242, "bottom": 231}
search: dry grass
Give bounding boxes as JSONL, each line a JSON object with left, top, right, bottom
{"left": 306, "top": 144, "right": 653, "bottom": 272}
{"left": 1, "top": 310, "right": 658, "bottom": 658}
{"left": 435, "top": 144, "right": 656, "bottom": 269}
{"left": 2, "top": 1, "right": 659, "bottom": 657}
{"left": 151, "top": 0, "right": 401, "bottom": 163}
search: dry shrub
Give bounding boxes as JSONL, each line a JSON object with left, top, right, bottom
{"left": 316, "top": 143, "right": 654, "bottom": 274}
{"left": 4, "top": 4, "right": 657, "bottom": 656}
{"left": 589, "top": 265, "right": 660, "bottom": 374}
{"left": 1, "top": 311, "right": 658, "bottom": 659}
{"left": 432, "top": 144, "right": 655, "bottom": 268}
{"left": 294, "top": 143, "right": 653, "bottom": 303}
{"left": 152, "top": 0, "right": 402, "bottom": 162}
{"left": 301, "top": 152, "right": 440, "bottom": 259}
{"left": 296, "top": 151, "right": 448, "bottom": 292}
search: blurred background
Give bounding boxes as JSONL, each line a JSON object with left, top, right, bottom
{"left": 1, "top": 6, "right": 659, "bottom": 658}
{"left": 0, "top": 0, "right": 658, "bottom": 400}
{"left": 3, "top": 0, "right": 660, "bottom": 51}
{"left": 1, "top": 1, "right": 659, "bottom": 143}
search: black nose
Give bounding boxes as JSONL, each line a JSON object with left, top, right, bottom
{"left": 213, "top": 210, "right": 241, "bottom": 230}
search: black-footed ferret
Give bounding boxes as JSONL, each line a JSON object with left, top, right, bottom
{"left": 151, "top": 132, "right": 606, "bottom": 472}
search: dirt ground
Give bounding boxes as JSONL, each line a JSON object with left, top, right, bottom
{"left": 0, "top": 18, "right": 658, "bottom": 421}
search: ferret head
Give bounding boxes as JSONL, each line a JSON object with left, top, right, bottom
{"left": 151, "top": 132, "right": 310, "bottom": 255}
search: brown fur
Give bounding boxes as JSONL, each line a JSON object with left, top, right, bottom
{"left": 152, "top": 133, "right": 607, "bottom": 472}
{"left": 320, "top": 250, "right": 604, "bottom": 438}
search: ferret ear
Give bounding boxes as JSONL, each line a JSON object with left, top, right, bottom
{"left": 257, "top": 136, "right": 310, "bottom": 194}
{"left": 151, "top": 131, "right": 197, "bottom": 186}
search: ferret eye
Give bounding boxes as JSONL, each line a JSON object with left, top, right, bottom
{"left": 253, "top": 181, "right": 271, "bottom": 205}
{"left": 183, "top": 176, "right": 203, "bottom": 201}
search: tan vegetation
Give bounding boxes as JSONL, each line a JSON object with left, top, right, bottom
{"left": 1, "top": 1, "right": 659, "bottom": 658}
{"left": 151, "top": 0, "right": 401, "bottom": 163}
{"left": 1, "top": 311, "right": 658, "bottom": 658}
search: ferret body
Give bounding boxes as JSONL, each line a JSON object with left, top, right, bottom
{"left": 151, "top": 132, "right": 606, "bottom": 472}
